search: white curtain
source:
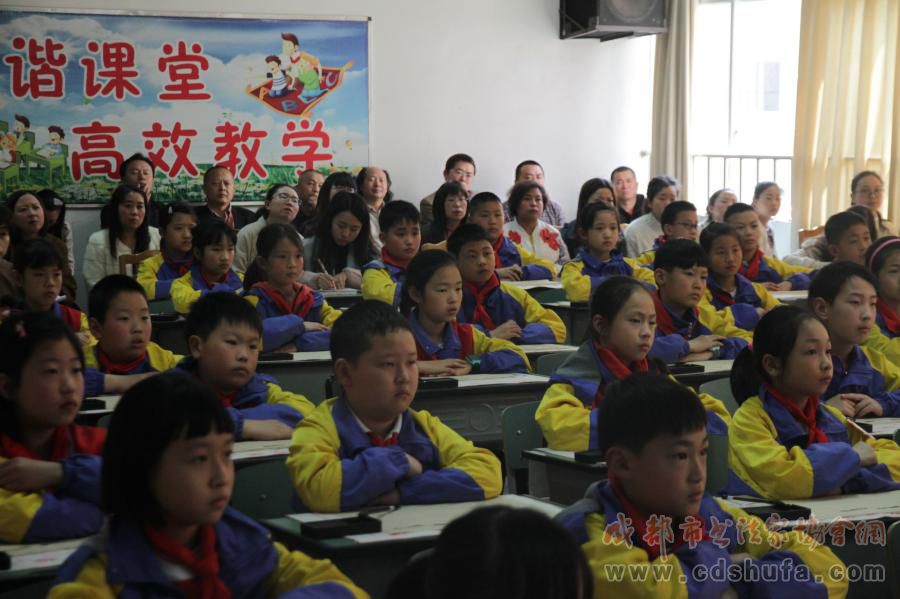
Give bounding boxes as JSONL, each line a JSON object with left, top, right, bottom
{"left": 650, "top": 0, "right": 695, "bottom": 192}
{"left": 793, "top": 0, "right": 900, "bottom": 229}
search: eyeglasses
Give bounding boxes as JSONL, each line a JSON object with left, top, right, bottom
{"left": 674, "top": 222, "right": 699, "bottom": 231}
{"left": 274, "top": 192, "right": 300, "bottom": 205}
{"left": 451, "top": 168, "right": 475, "bottom": 180}
{"left": 855, "top": 187, "right": 884, "bottom": 197}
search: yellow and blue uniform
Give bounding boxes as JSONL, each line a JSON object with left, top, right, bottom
{"left": 739, "top": 249, "right": 813, "bottom": 290}
{"left": 361, "top": 255, "right": 406, "bottom": 307}
{"left": 409, "top": 314, "right": 531, "bottom": 373}
{"left": 704, "top": 273, "right": 780, "bottom": 331}
{"left": 175, "top": 358, "right": 314, "bottom": 441}
{"left": 0, "top": 425, "right": 105, "bottom": 543}
{"left": 561, "top": 249, "right": 656, "bottom": 303}
{"left": 458, "top": 274, "right": 566, "bottom": 344}
{"left": 825, "top": 345, "right": 900, "bottom": 416}
{"left": 244, "top": 282, "right": 341, "bottom": 352}
{"left": 52, "top": 301, "right": 94, "bottom": 344}
{"left": 728, "top": 386, "right": 900, "bottom": 499}
{"left": 865, "top": 325, "right": 900, "bottom": 364}
{"left": 632, "top": 234, "right": 668, "bottom": 267}
{"left": 49, "top": 508, "right": 368, "bottom": 598}
{"left": 135, "top": 246, "right": 192, "bottom": 301}
{"left": 82, "top": 342, "right": 181, "bottom": 397}
{"left": 170, "top": 264, "right": 243, "bottom": 315}
{"left": 493, "top": 235, "right": 556, "bottom": 280}
{"left": 555, "top": 480, "right": 847, "bottom": 598}
{"left": 287, "top": 397, "right": 502, "bottom": 512}
{"left": 535, "top": 341, "right": 730, "bottom": 451}
{"left": 875, "top": 300, "right": 899, "bottom": 339}
{"left": 651, "top": 294, "right": 751, "bottom": 363}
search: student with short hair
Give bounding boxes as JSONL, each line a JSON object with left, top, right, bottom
{"left": 867, "top": 236, "right": 900, "bottom": 340}
{"left": 650, "top": 239, "right": 750, "bottom": 363}
{"left": 633, "top": 200, "right": 700, "bottom": 267}
{"left": 50, "top": 371, "right": 367, "bottom": 597}
{"left": 725, "top": 203, "right": 813, "bottom": 291}
{"left": 750, "top": 181, "right": 782, "bottom": 256}
{"left": 556, "top": 372, "right": 848, "bottom": 597}
{"left": 420, "top": 153, "right": 476, "bottom": 226}
{"left": 728, "top": 305, "right": 900, "bottom": 499}
{"left": 505, "top": 181, "right": 569, "bottom": 265}
{"left": 700, "top": 223, "right": 780, "bottom": 331}
{"left": 560, "top": 203, "right": 655, "bottom": 303}
{"left": 86, "top": 274, "right": 180, "bottom": 377}
{"left": 448, "top": 224, "right": 566, "bottom": 344}
{"left": 170, "top": 219, "right": 243, "bottom": 315}
{"left": 176, "top": 292, "right": 314, "bottom": 441}
{"left": 623, "top": 175, "right": 678, "bottom": 257}
{"left": 786, "top": 205, "right": 878, "bottom": 270}
{"left": 361, "top": 200, "right": 421, "bottom": 306}
{"left": 422, "top": 181, "right": 468, "bottom": 245}
{"left": 560, "top": 177, "right": 617, "bottom": 256}
{"left": 302, "top": 191, "right": 373, "bottom": 290}
{"left": 610, "top": 165, "right": 644, "bottom": 225}
{"left": 402, "top": 250, "right": 530, "bottom": 375}
{"left": 536, "top": 276, "right": 729, "bottom": 452}
{"left": 287, "top": 300, "right": 502, "bottom": 512}
{"left": 136, "top": 201, "right": 196, "bottom": 301}
{"left": 234, "top": 183, "right": 301, "bottom": 273}
{"left": 823, "top": 210, "right": 872, "bottom": 265}
{"left": 195, "top": 165, "right": 256, "bottom": 230}
{"left": 700, "top": 187, "right": 737, "bottom": 229}
{"left": 0, "top": 313, "right": 105, "bottom": 543}
{"left": 243, "top": 224, "right": 341, "bottom": 352}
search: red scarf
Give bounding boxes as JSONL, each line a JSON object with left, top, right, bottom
{"left": 216, "top": 390, "right": 238, "bottom": 408}
{"left": 416, "top": 322, "right": 475, "bottom": 361}
{"left": 165, "top": 254, "right": 192, "bottom": 276}
{"left": 739, "top": 249, "right": 764, "bottom": 281}
{"left": 465, "top": 275, "right": 500, "bottom": 330}
{"left": 652, "top": 292, "right": 696, "bottom": 337}
{"left": 877, "top": 297, "right": 900, "bottom": 336}
{"left": 96, "top": 348, "right": 147, "bottom": 375}
{"left": 368, "top": 431, "right": 400, "bottom": 447}
{"left": 709, "top": 282, "right": 736, "bottom": 307}
{"left": 0, "top": 426, "right": 106, "bottom": 460}
{"left": 200, "top": 271, "right": 228, "bottom": 290}
{"left": 381, "top": 247, "right": 411, "bottom": 271}
{"left": 592, "top": 342, "right": 649, "bottom": 407}
{"left": 57, "top": 304, "right": 83, "bottom": 333}
{"left": 144, "top": 524, "right": 231, "bottom": 599}
{"left": 252, "top": 282, "right": 315, "bottom": 318}
{"left": 491, "top": 236, "right": 505, "bottom": 268}
{"left": 764, "top": 383, "right": 829, "bottom": 447}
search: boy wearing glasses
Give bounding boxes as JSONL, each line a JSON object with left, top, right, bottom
{"left": 634, "top": 201, "right": 700, "bottom": 267}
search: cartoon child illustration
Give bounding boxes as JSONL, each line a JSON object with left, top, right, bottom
{"left": 13, "top": 114, "right": 30, "bottom": 149}
{"left": 265, "top": 55, "right": 290, "bottom": 97}
{"left": 37, "top": 125, "right": 65, "bottom": 158}
{"left": 0, "top": 133, "right": 17, "bottom": 168}
{"left": 280, "top": 32, "right": 324, "bottom": 102}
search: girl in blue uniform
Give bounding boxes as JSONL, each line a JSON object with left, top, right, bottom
{"left": 137, "top": 201, "right": 195, "bottom": 301}
{"left": 866, "top": 236, "right": 900, "bottom": 339}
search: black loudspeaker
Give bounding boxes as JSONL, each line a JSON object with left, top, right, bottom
{"left": 560, "top": 0, "right": 667, "bottom": 41}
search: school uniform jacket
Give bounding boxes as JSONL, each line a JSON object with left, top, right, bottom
{"left": 824, "top": 345, "right": 900, "bottom": 417}
{"left": 651, "top": 295, "right": 751, "bottom": 363}
{"left": 170, "top": 264, "right": 244, "bottom": 315}
{"left": 136, "top": 246, "right": 193, "bottom": 301}
{"left": 728, "top": 387, "right": 900, "bottom": 499}
{"left": 739, "top": 249, "right": 813, "bottom": 290}
{"left": 560, "top": 249, "right": 656, "bottom": 303}
{"left": 408, "top": 315, "right": 531, "bottom": 373}
{"left": 534, "top": 341, "right": 730, "bottom": 451}
{"left": 53, "top": 301, "right": 93, "bottom": 341}
{"left": 287, "top": 398, "right": 502, "bottom": 513}
{"left": 244, "top": 283, "right": 341, "bottom": 352}
{"left": 865, "top": 324, "right": 900, "bottom": 364}
{"left": 0, "top": 425, "right": 105, "bottom": 543}
{"left": 875, "top": 299, "right": 900, "bottom": 340}
{"left": 704, "top": 273, "right": 780, "bottom": 331}
{"left": 360, "top": 258, "right": 405, "bottom": 306}
{"left": 82, "top": 342, "right": 181, "bottom": 397}
{"left": 555, "top": 481, "right": 847, "bottom": 598}
{"left": 50, "top": 508, "right": 368, "bottom": 598}
{"left": 457, "top": 274, "right": 566, "bottom": 344}
{"left": 175, "top": 358, "right": 314, "bottom": 441}
{"left": 424, "top": 237, "right": 556, "bottom": 281}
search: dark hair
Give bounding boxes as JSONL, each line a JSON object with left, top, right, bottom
{"left": 281, "top": 32, "right": 299, "bottom": 46}
{"left": 312, "top": 171, "right": 357, "bottom": 226}
{"left": 577, "top": 202, "right": 619, "bottom": 233}
{"left": 35, "top": 188, "right": 67, "bottom": 241}
{"left": 243, "top": 223, "right": 303, "bottom": 289}
{"left": 447, "top": 223, "right": 492, "bottom": 257}
{"left": 445, "top": 153, "right": 476, "bottom": 174}
{"left": 356, "top": 167, "right": 393, "bottom": 203}
{"left": 265, "top": 54, "right": 280, "bottom": 64}
{"left": 808, "top": 261, "right": 877, "bottom": 306}
{"left": 330, "top": 299, "right": 413, "bottom": 364}
{"left": 5, "top": 190, "right": 47, "bottom": 241}
{"left": 514, "top": 160, "right": 543, "bottom": 180}
{"left": 576, "top": 178, "right": 615, "bottom": 220}
{"left": 311, "top": 191, "right": 371, "bottom": 275}
{"left": 699, "top": 222, "right": 740, "bottom": 254}
{"left": 202, "top": 164, "right": 232, "bottom": 187}
{"left": 508, "top": 181, "right": 547, "bottom": 221}
{"left": 706, "top": 188, "right": 735, "bottom": 219}
{"left": 752, "top": 182, "right": 780, "bottom": 200}
{"left": 400, "top": 250, "right": 458, "bottom": 316}
{"left": 118, "top": 153, "right": 154, "bottom": 181}
{"left": 185, "top": 290, "right": 262, "bottom": 341}
{"left": 107, "top": 185, "right": 151, "bottom": 259}
{"left": 589, "top": 276, "right": 652, "bottom": 339}
{"left": 730, "top": 306, "right": 819, "bottom": 403}
{"left": 0, "top": 205, "right": 10, "bottom": 230}
{"left": 866, "top": 236, "right": 900, "bottom": 276}
{"left": 101, "top": 371, "right": 234, "bottom": 524}
{"left": 660, "top": 200, "right": 696, "bottom": 228}
{"left": 646, "top": 176, "right": 678, "bottom": 204}
{"left": 14, "top": 114, "right": 29, "bottom": 128}
{"left": 824, "top": 211, "right": 868, "bottom": 245}
{"left": 89, "top": 274, "right": 147, "bottom": 322}
{"left": 654, "top": 239, "right": 708, "bottom": 272}
{"left": 851, "top": 170, "right": 882, "bottom": 194}
{"left": 0, "top": 312, "right": 84, "bottom": 439}
{"left": 430, "top": 181, "right": 468, "bottom": 242}
{"left": 723, "top": 202, "right": 756, "bottom": 222}
{"left": 846, "top": 205, "right": 879, "bottom": 243}
{"left": 192, "top": 218, "right": 237, "bottom": 260}
{"left": 469, "top": 191, "right": 503, "bottom": 214}
{"left": 11, "top": 237, "right": 65, "bottom": 274}
{"left": 597, "top": 373, "right": 706, "bottom": 454}
{"left": 424, "top": 506, "right": 593, "bottom": 599}
{"left": 158, "top": 201, "right": 196, "bottom": 232}
{"left": 610, "top": 166, "right": 636, "bottom": 180}
{"left": 379, "top": 199, "right": 420, "bottom": 232}
{"left": 257, "top": 183, "right": 297, "bottom": 220}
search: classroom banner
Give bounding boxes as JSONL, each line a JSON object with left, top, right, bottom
{"left": 0, "top": 9, "right": 370, "bottom": 203}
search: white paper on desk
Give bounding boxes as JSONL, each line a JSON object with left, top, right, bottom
{"left": 771, "top": 290, "right": 808, "bottom": 301}
{"left": 321, "top": 289, "right": 361, "bottom": 298}
{"left": 288, "top": 511, "right": 362, "bottom": 524}
{"left": 856, "top": 417, "right": 900, "bottom": 437}
{"left": 723, "top": 497, "right": 776, "bottom": 509}
{"left": 232, "top": 439, "right": 291, "bottom": 461}
{"left": 453, "top": 373, "right": 549, "bottom": 388}
{"left": 529, "top": 448, "right": 576, "bottom": 461}
{"left": 522, "top": 344, "right": 578, "bottom": 355}
{"left": 507, "top": 279, "right": 563, "bottom": 290}
{"left": 346, "top": 529, "right": 439, "bottom": 543}
{"left": 791, "top": 489, "right": 900, "bottom": 522}
{"left": 280, "top": 351, "right": 331, "bottom": 362}
{"left": 10, "top": 548, "right": 77, "bottom": 571}
{"left": 681, "top": 360, "right": 735, "bottom": 374}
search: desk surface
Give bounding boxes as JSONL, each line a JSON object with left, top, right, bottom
{"left": 788, "top": 489, "right": 900, "bottom": 522}
{"left": 257, "top": 350, "right": 332, "bottom": 365}
{"left": 507, "top": 279, "right": 563, "bottom": 291}
{"left": 0, "top": 537, "right": 91, "bottom": 581}
{"left": 232, "top": 439, "right": 291, "bottom": 462}
{"left": 772, "top": 289, "right": 808, "bottom": 301}
{"left": 522, "top": 343, "right": 578, "bottom": 356}
{"left": 856, "top": 417, "right": 900, "bottom": 439}
{"left": 522, "top": 447, "right": 607, "bottom": 472}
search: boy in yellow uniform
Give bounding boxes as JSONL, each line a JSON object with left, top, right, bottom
{"left": 361, "top": 200, "right": 421, "bottom": 306}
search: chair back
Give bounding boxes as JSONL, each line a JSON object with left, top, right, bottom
{"left": 535, "top": 351, "right": 573, "bottom": 376}
{"left": 699, "top": 377, "right": 739, "bottom": 415}
{"left": 231, "top": 459, "right": 296, "bottom": 520}
{"left": 500, "top": 401, "right": 543, "bottom": 493}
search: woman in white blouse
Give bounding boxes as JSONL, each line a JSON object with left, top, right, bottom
{"left": 504, "top": 181, "right": 569, "bottom": 265}
{"left": 82, "top": 185, "right": 160, "bottom": 290}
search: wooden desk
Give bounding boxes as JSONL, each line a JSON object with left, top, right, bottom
{"left": 541, "top": 301, "right": 589, "bottom": 345}
{"left": 264, "top": 495, "right": 562, "bottom": 598}
{"left": 256, "top": 351, "right": 333, "bottom": 404}
{"left": 522, "top": 448, "right": 607, "bottom": 505}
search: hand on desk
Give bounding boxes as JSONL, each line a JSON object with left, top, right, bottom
{"left": 0, "top": 457, "right": 64, "bottom": 492}
{"left": 418, "top": 359, "right": 472, "bottom": 377}
{"left": 490, "top": 320, "right": 522, "bottom": 341}
{"left": 688, "top": 335, "right": 724, "bottom": 354}
{"left": 682, "top": 351, "right": 713, "bottom": 362}
{"left": 826, "top": 393, "right": 883, "bottom": 418}
{"left": 242, "top": 419, "right": 294, "bottom": 440}
{"left": 765, "top": 281, "right": 792, "bottom": 292}
{"left": 496, "top": 265, "right": 523, "bottom": 281}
